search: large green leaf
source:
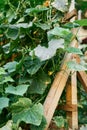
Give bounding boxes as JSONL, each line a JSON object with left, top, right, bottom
{"left": 67, "top": 61, "right": 87, "bottom": 71}
{"left": 4, "top": 61, "right": 18, "bottom": 73}
{"left": 53, "top": 116, "right": 65, "bottom": 128}
{"left": 2, "top": 76, "right": 14, "bottom": 83}
{"left": 11, "top": 98, "right": 43, "bottom": 126}
{"left": 25, "top": 6, "right": 48, "bottom": 14}
{"left": 30, "top": 116, "right": 47, "bottom": 130}
{"left": 5, "top": 85, "right": 29, "bottom": 96}
{"left": 47, "top": 27, "right": 73, "bottom": 41}
{"left": 30, "top": 39, "right": 64, "bottom": 61}
{"left": 1, "top": 22, "right": 33, "bottom": 29}
{"left": 63, "top": 22, "right": 80, "bottom": 29}
{"left": 75, "top": 19, "right": 87, "bottom": 26}
{"left": 0, "top": 67, "right": 6, "bottom": 75}
{"left": 0, "top": 97, "right": 9, "bottom": 113}
{"left": 28, "top": 71, "right": 51, "bottom": 94}
{"left": 66, "top": 47, "right": 83, "bottom": 55}
{"left": 11, "top": 98, "right": 32, "bottom": 113}
{"left": 34, "top": 22, "right": 51, "bottom": 30}
{"left": 52, "top": 0, "right": 68, "bottom": 12}
{"left": 24, "top": 57, "right": 43, "bottom": 75}
{"left": 6, "top": 27, "right": 19, "bottom": 40}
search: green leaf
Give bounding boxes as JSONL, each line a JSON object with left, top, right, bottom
{"left": 6, "top": 27, "right": 19, "bottom": 40}
{"left": 47, "top": 27, "right": 72, "bottom": 41}
{"left": 4, "top": 61, "right": 18, "bottom": 73}
{"left": 76, "top": 0, "right": 87, "bottom": 11}
{"left": 30, "top": 116, "right": 47, "bottom": 130}
{"left": 11, "top": 98, "right": 32, "bottom": 113}
{"left": 24, "top": 57, "right": 43, "bottom": 75}
{"left": 0, "top": 120, "right": 12, "bottom": 130}
{"left": 34, "top": 22, "right": 51, "bottom": 30}
{"left": 25, "top": 6, "right": 48, "bottom": 14}
{"left": 5, "top": 84, "right": 29, "bottom": 96}
{"left": 11, "top": 98, "right": 43, "bottom": 126}
{"left": 67, "top": 61, "right": 87, "bottom": 71}
{"left": 75, "top": 19, "right": 87, "bottom": 26}
{"left": 6, "top": 9, "right": 16, "bottom": 23}
{"left": 0, "top": 97, "right": 9, "bottom": 113}
{"left": 0, "top": 67, "right": 6, "bottom": 75}
{"left": 2, "top": 43, "right": 10, "bottom": 54}
{"left": 30, "top": 39, "right": 64, "bottom": 61}
{"left": 0, "top": 22, "right": 33, "bottom": 29}
{"left": 53, "top": 116, "right": 65, "bottom": 128}
{"left": 63, "top": 22, "right": 80, "bottom": 29}
{"left": 28, "top": 71, "right": 51, "bottom": 94}
{"left": 0, "top": 0, "right": 8, "bottom": 11}
{"left": 52, "top": 0, "right": 67, "bottom": 12}
{"left": 66, "top": 47, "right": 83, "bottom": 55}
{"left": 2, "top": 76, "right": 14, "bottom": 83}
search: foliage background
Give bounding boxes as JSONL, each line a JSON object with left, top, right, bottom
{"left": 0, "top": 0, "right": 87, "bottom": 129}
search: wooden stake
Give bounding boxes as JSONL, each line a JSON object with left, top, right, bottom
{"left": 44, "top": 68, "right": 70, "bottom": 130}
{"left": 43, "top": 40, "right": 78, "bottom": 130}
{"left": 77, "top": 71, "right": 87, "bottom": 92}
{"left": 66, "top": 82, "right": 72, "bottom": 128}
{"left": 71, "top": 71, "right": 78, "bottom": 129}
{"left": 66, "top": 72, "right": 78, "bottom": 130}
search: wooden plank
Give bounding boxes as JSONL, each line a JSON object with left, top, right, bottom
{"left": 43, "top": 39, "right": 78, "bottom": 130}
{"left": 66, "top": 82, "right": 72, "bottom": 128}
{"left": 44, "top": 68, "right": 70, "bottom": 130}
{"left": 71, "top": 71, "right": 78, "bottom": 129}
{"left": 57, "top": 104, "right": 77, "bottom": 112}
{"left": 77, "top": 71, "right": 87, "bottom": 92}
{"left": 66, "top": 72, "right": 78, "bottom": 129}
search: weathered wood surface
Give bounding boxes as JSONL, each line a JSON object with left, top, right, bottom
{"left": 43, "top": 39, "right": 78, "bottom": 130}
{"left": 77, "top": 71, "right": 87, "bottom": 92}
{"left": 71, "top": 71, "right": 78, "bottom": 129}
{"left": 66, "top": 72, "right": 78, "bottom": 129}
{"left": 43, "top": 1, "right": 79, "bottom": 129}
{"left": 58, "top": 104, "right": 77, "bottom": 112}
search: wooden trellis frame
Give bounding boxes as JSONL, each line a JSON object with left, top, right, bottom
{"left": 43, "top": 0, "right": 87, "bottom": 130}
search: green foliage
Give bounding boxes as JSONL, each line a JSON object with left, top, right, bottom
{"left": 0, "top": 0, "right": 87, "bottom": 129}
{"left": 5, "top": 85, "right": 29, "bottom": 96}
{"left": 4, "top": 61, "right": 18, "bottom": 73}
{"left": 53, "top": 116, "right": 68, "bottom": 128}
{"left": 75, "top": 19, "right": 87, "bottom": 26}
{"left": 66, "top": 47, "right": 83, "bottom": 55}
{"left": 11, "top": 98, "right": 43, "bottom": 125}
{"left": 67, "top": 61, "right": 87, "bottom": 71}
{"left": 30, "top": 116, "right": 47, "bottom": 130}
{"left": 28, "top": 71, "right": 51, "bottom": 94}
{"left": 0, "top": 97, "right": 9, "bottom": 113}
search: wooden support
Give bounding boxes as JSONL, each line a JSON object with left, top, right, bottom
{"left": 71, "top": 71, "right": 78, "bottom": 129}
{"left": 43, "top": 1, "right": 79, "bottom": 129}
{"left": 66, "top": 72, "right": 78, "bottom": 130}
{"left": 43, "top": 40, "right": 78, "bottom": 130}
{"left": 77, "top": 71, "right": 87, "bottom": 92}
{"left": 66, "top": 82, "right": 73, "bottom": 129}
{"left": 44, "top": 68, "right": 70, "bottom": 130}
{"left": 58, "top": 104, "right": 77, "bottom": 112}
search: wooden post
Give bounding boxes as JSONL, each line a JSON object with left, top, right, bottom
{"left": 77, "top": 71, "right": 87, "bottom": 92}
{"left": 71, "top": 71, "right": 78, "bottom": 129}
{"left": 43, "top": 40, "right": 78, "bottom": 130}
{"left": 43, "top": 1, "right": 78, "bottom": 129}
{"left": 66, "top": 82, "right": 72, "bottom": 128}
{"left": 66, "top": 71, "right": 78, "bottom": 130}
